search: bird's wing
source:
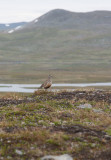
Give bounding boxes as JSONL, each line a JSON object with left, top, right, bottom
{"left": 39, "top": 79, "right": 49, "bottom": 89}
{"left": 44, "top": 81, "right": 52, "bottom": 89}
{"left": 43, "top": 79, "right": 50, "bottom": 87}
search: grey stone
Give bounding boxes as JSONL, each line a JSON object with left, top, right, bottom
{"left": 41, "top": 154, "right": 73, "bottom": 160}
{"left": 77, "top": 103, "right": 92, "bottom": 109}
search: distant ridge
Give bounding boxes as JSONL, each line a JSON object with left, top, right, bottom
{"left": 0, "top": 9, "right": 111, "bottom": 83}
{"left": 3, "top": 9, "right": 111, "bottom": 32}
{"left": 24, "top": 9, "right": 111, "bottom": 30}
{"left": 0, "top": 22, "right": 27, "bottom": 32}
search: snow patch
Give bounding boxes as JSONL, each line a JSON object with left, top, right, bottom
{"left": 34, "top": 19, "right": 38, "bottom": 23}
{"left": 8, "top": 25, "right": 22, "bottom": 34}
{"left": 8, "top": 30, "right": 14, "bottom": 34}
{"left": 15, "top": 25, "right": 22, "bottom": 30}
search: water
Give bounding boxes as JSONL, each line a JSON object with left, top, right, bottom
{"left": 0, "top": 82, "right": 111, "bottom": 93}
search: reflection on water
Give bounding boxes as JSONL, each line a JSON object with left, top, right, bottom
{"left": 0, "top": 83, "right": 111, "bottom": 93}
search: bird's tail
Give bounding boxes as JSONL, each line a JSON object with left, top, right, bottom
{"left": 38, "top": 84, "right": 43, "bottom": 89}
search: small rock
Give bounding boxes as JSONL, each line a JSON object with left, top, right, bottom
{"left": 42, "top": 126, "right": 47, "bottom": 129}
{"left": 91, "top": 143, "right": 96, "bottom": 147}
{"left": 15, "top": 149, "right": 23, "bottom": 155}
{"left": 21, "top": 122, "right": 25, "bottom": 125}
{"left": 38, "top": 120, "right": 44, "bottom": 123}
{"left": 50, "top": 122, "right": 55, "bottom": 126}
{"left": 41, "top": 154, "right": 73, "bottom": 160}
{"left": 101, "top": 138, "right": 107, "bottom": 143}
{"left": 0, "top": 128, "right": 4, "bottom": 133}
{"left": 0, "top": 138, "right": 3, "bottom": 142}
{"left": 27, "top": 97, "right": 33, "bottom": 101}
{"left": 77, "top": 103, "right": 92, "bottom": 109}
{"left": 93, "top": 109, "right": 103, "bottom": 113}
{"left": 7, "top": 156, "right": 12, "bottom": 159}
{"left": 104, "top": 135, "right": 111, "bottom": 140}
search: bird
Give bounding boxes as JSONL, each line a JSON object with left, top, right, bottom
{"left": 38, "top": 75, "right": 52, "bottom": 89}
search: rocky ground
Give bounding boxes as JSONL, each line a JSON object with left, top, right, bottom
{"left": 0, "top": 89, "right": 111, "bottom": 160}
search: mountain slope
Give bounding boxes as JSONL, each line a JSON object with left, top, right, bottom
{"left": 0, "top": 9, "right": 111, "bottom": 83}
{"left": 25, "top": 9, "right": 111, "bottom": 31}
{"left": 0, "top": 22, "right": 27, "bottom": 32}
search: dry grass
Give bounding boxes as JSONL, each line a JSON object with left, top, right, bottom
{"left": 0, "top": 90, "right": 111, "bottom": 159}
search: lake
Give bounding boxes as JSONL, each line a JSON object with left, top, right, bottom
{"left": 0, "top": 83, "right": 111, "bottom": 93}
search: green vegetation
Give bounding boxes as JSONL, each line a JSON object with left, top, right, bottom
{"left": 0, "top": 90, "right": 111, "bottom": 159}
{"left": 0, "top": 27, "right": 111, "bottom": 83}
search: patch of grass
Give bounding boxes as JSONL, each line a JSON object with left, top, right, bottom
{"left": 46, "top": 139, "right": 60, "bottom": 147}
{"left": 34, "top": 90, "right": 54, "bottom": 96}
{"left": 62, "top": 134, "right": 70, "bottom": 141}
{"left": 0, "top": 90, "right": 111, "bottom": 159}
{"left": 105, "top": 128, "right": 111, "bottom": 136}
{"left": 1, "top": 27, "right": 111, "bottom": 84}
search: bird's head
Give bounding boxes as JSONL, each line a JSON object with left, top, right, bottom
{"left": 48, "top": 75, "right": 53, "bottom": 79}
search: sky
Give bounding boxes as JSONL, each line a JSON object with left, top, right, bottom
{"left": 1, "top": 0, "right": 111, "bottom": 23}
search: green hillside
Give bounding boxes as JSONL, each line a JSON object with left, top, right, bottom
{"left": 0, "top": 10, "right": 111, "bottom": 83}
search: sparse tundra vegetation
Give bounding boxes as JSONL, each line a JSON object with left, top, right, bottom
{"left": 0, "top": 90, "right": 111, "bottom": 159}
{"left": 0, "top": 9, "right": 111, "bottom": 83}
{"left": 0, "top": 9, "right": 111, "bottom": 160}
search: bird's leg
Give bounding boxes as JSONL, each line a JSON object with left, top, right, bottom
{"left": 49, "top": 87, "right": 52, "bottom": 92}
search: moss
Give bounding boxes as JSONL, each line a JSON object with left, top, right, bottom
{"left": 46, "top": 139, "right": 60, "bottom": 147}
{"left": 74, "top": 137, "right": 82, "bottom": 142}
{"left": 62, "top": 135, "right": 70, "bottom": 141}
{"left": 105, "top": 128, "right": 111, "bottom": 136}
{"left": 54, "top": 121, "right": 61, "bottom": 126}
{"left": 0, "top": 91, "right": 111, "bottom": 159}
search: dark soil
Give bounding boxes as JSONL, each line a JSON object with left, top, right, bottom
{"left": 0, "top": 90, "right": 111, "bottom": 160}
{"left": 53, "top": 90, "right": 111, "bottom": 104}
{"left": 0, "top": 90, "right": 111, "bottom": 107}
